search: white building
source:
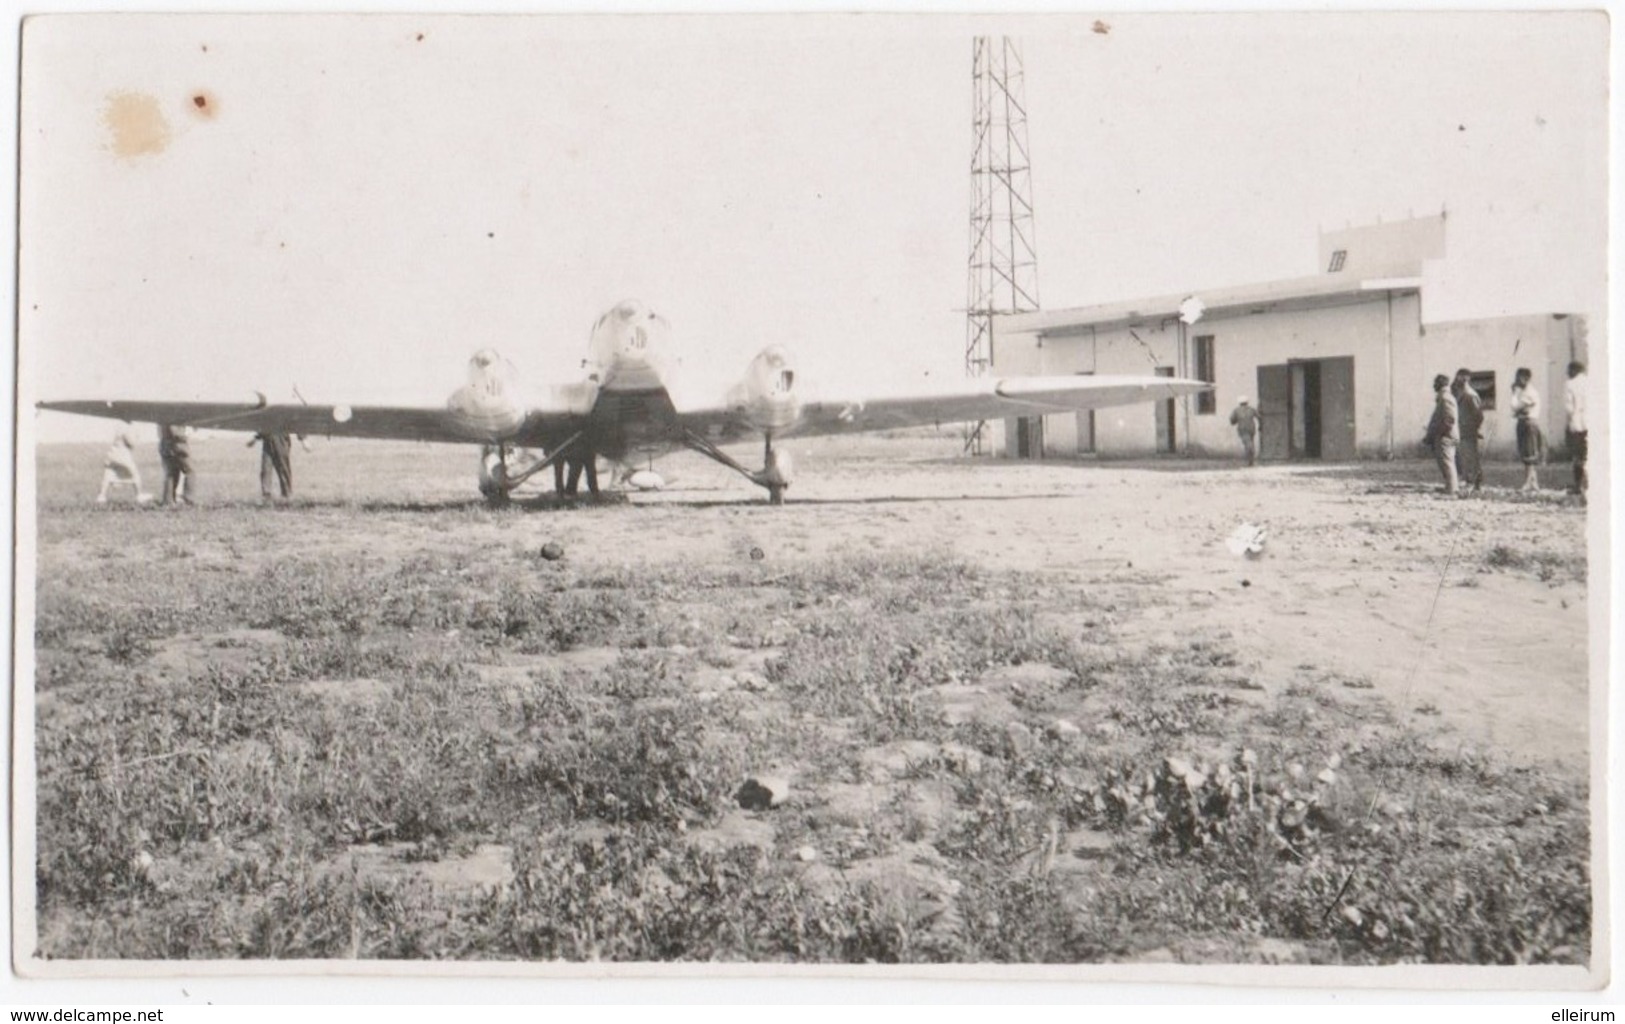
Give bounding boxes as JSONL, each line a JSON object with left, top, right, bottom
{"left": 991, "top": 214, "right": 1587, "bottom": 461}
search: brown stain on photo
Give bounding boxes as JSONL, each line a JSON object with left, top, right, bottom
{"left": 102, "top": 91, "right": 171, "bottom": 158}
{"left": 190, "top": 90, "right": 219, "bottom": 120}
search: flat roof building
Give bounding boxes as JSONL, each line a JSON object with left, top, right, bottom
{"left": 990, "top": 214, "right": 1586, "bottom": 462}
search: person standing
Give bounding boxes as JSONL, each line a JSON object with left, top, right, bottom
{"left": 1229, "top": 397, "right": 1261, "bottom": 466}
{"left": 249, "top": 430, "right": 308, "bottom": 500}
{"left": 157, "top": 423, "right": 193, "bottom": 505}
{"left": 1451, "top": 368, "right": 1485, "bottom": 495}
{"left": 96, "top": 429, "right": 150, "bottom": 504}
{"left": 1509, "top": 367, "right": 1544, "bottom": 492}
{"left": 1423, "top": 374, "right": 1460, "bottom": 497}
{"left": 1565, "top": 360, "right": 1588, "bottom": 504}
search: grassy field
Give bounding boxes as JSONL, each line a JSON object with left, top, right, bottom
{"left": 25, "top": 436, "right": 1592, "bottom": 965}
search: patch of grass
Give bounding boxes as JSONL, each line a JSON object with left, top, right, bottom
{"left": 32, "top": 536, "right": 1590, "bottom": 966}
{"left": 1485, "top": 543, "right": 1586, "bottom": 583}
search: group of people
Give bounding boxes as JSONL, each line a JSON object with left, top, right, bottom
{"left": 1424, "top": 360, "right": 1588, "bottom": 502}
{"left": 97, "top": 424, "right": 307, "bottom": 505}
{"left": 1220, "top": 360, "right": 1589, "bottom": 503}
{"left": 1422, "top": 368, "right": 1488, "bottom": 498}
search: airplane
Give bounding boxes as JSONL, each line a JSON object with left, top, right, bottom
{"left": 38, "top": 299, "right": 1209, "bottom": 505}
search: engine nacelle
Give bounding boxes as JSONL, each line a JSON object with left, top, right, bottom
{"left": 448, "top": 348, "right": 528, "bottom": 438}
{"left": 587, "top": 300, "right": 677, "bottom": 391}
{"left": 727, "top": 345, "right": 803, "bottom": 434}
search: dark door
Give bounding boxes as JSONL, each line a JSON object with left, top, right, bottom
{"left": 1155, "top": 367, "right": 1176, "bottom": 453}
{"left": 1290, "top": 361, "right": 1322, "bottom": 457}
{"left": 1075, "top": 372, "right": 1095, "bottom": 453}
{"left": 1257, "top": 363, "right": 1290, "bottom": 462}
{"left": 1319, "top": 356, "right": 1356, "bottom": 460}
{"left": 1016, "top": 417, "right": 1043, "bottom": 459}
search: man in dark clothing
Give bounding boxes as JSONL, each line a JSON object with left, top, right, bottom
{"left": 1423, "top": 374, "right": 1460, "bottom": 497}
{"left": 1229, "top": 398, "right": 1261, "bottom": 466}
{"left": 249, "top": 431, "right": 307, "bottom": 499}
{"left": 158, "top": 423, "right": 192, "bottom": 505}
{"left": 1451, "top": 368, "right": 1485, "bottom": 494}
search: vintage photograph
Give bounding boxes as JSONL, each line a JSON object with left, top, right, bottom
{"left": 15, "top": 12, "right": 1606, "bottom": 981}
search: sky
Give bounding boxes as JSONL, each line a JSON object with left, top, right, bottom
{"left": 20, "top": 11, "right": 1609, "bottom": 442}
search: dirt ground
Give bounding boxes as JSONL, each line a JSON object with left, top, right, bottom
{"left": 620, "top": 442, "right": 1590, "bottom": 775}
{"left": 33, "top": 432, "right": 1591, "bottom": 771}
{"left": 24, "top": 432, "right": 1596, "bottom": 963}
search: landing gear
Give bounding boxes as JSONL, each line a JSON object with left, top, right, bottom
{"left": 479, "top": 433, "right": 589, "bottom": 505}
{"left": 479, "top": 444, "right": 513, "bottom": 506}
{"left": 682, "top": 430, "right": 793, "bottom": 505}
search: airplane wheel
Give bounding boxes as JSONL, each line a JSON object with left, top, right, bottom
{"left": 767, "top": 484, "right": 785, "bottom": 506}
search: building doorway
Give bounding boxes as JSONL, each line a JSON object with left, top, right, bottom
{"left": 1256, "top": 356, "right": 1355, "bottom": 460}
{"left": 1291, "top": 360, "right": 1322, "bottom": 457}
{"left": 1075, "top": 371, "right": 1095, "bottom": 454}
{"left": 1015, "top": 416, "right": 1044, "bottom": 459}
{"left": 1155, "top": 367, "right": 1176, "bottom": 453}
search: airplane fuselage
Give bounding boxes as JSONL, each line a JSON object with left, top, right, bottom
{"left": 452, "top": 300, "right": 804, "bottom": 498}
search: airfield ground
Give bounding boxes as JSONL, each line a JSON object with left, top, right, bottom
{"left": 26, "top": 434, "right": 1593, "bottom": 965}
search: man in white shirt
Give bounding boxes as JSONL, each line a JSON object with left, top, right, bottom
{"left": 1564, "top": 360, "right": 1588, "bottom": 504}
{"left": 1509, "top": 367, "right": 1544, "bottom": 492}
{"left": 96, "top": 429, "right": 151, "bottom": 504}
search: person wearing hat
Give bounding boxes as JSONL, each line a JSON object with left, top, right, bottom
{"left": 1423, "top": 373, "right": 1460, "bottom": 497}
{"left": 1229, "top": 397, "right": 1261, "bottom": 466}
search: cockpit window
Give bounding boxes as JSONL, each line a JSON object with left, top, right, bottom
{"left": 775, "top": 370, "right": 794, "bottom": 394}
{"left": 629, "top": 326, "right": 647, "bottom": 350}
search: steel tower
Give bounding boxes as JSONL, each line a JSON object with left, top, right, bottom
{"left": 964, "top": 35, "right": 1040, "bottom": 454}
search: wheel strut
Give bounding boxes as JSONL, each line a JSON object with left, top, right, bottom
{"left": 681, "top": 430, "right": 790, "bottom": 504}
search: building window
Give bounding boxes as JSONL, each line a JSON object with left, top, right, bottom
{"left": 1194, "top": 334, "right": 1216, "bottom": 414}
{"left": 1327, "top": 249, "right": 1347, "bottom": 273}
{"left": 1468, "top": 370, "right": 1496, "bottom": 411}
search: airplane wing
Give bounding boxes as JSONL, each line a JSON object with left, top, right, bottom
{"left": 678, "top": 374, "right": 1211, "bottom": 442}
{"left": 35, "top": 399, "right": 563, "bottom": 447}
{"left": 794, "top": 374, "right": 1209, "bottom": 438}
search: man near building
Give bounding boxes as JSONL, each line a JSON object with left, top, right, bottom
{"left": 1423, "top": 374, "right": 1460, "bottom": 497}
{"left": 1228, "top": 397, "right": 1261, "bottom": 466}
{"left": 1509, "top": 367, "right": 1545, "bottom": 492}
{"left": 1452, "top": 368, "right": 1485, "bottom": 495}
{"left": 157, "top": 423, "right": 193, "bottom": 505}
{"left": 1565, "top": 360, "right": 1588, "bottom": 505}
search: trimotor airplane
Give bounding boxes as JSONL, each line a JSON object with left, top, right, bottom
{"left": 39, "top": 300, "right": 1209, "bottom": 505}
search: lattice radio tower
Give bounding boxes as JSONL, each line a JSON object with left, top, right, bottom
{"left": 964, "top": 36, "right": 1040, "bottom": 454}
